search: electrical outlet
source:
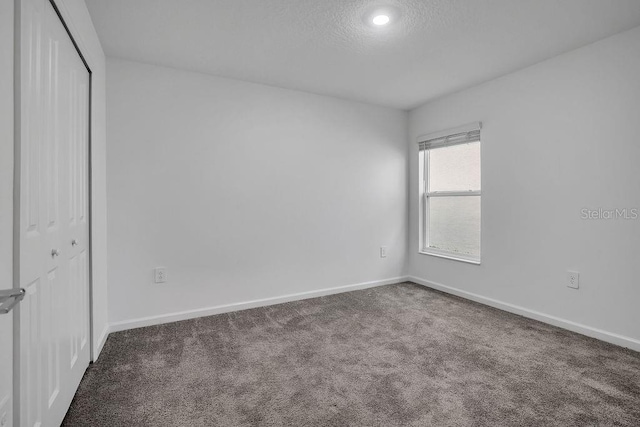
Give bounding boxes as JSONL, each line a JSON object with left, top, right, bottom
{"left": 566, "top": 271, "right": 579, "bottom": 289}
{"left": 380, "top": 246, "right": 387, "bottom": 258}
{"left": 154, "top": 267, "right": 167, "bottom": 283}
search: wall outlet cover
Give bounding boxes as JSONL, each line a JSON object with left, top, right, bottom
{"left": 154, "top": 267, "right": 167, "bottom": 283}
{"left": 567, "top": 271, "right": 579, "bottom": 289}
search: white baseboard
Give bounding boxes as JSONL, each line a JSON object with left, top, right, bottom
{"left": 408, "top": 275, "right": 640, "bottom": 352}
{"left": 109, "top": 276, "right": 409, "bottom": 333}
{"left": 93, "top": 323, "right": 110, "bottom": 361}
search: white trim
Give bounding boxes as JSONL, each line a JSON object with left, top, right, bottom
{"left": 92, "top": 324, "right": 109, "bottom": 362}
{"left": 408, "top": 275, "right": 640, "bottom": 352}
{"left": 417, "top": 121, "right": 482, "bottom": 144}
{"left": 427, "top": 190, "right": 481, "bottom": 197}
{"left": 418, "top": 250, "right": 481, "bottom": 265}
{"left": 109, "top": 276, "right": 409, "bottom": 333}
{"left": 53, "top": 1, "right": 100, "bottom": 67}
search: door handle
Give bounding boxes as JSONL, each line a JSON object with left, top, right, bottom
{"left": 0, "top": 288, "right": 26, "bottom": 315}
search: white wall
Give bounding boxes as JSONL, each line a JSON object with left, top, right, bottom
{"left": 56, "top": 0, "right": 109, "bottom": 359}
{"left": 408, "top": 26, "right": 640, "bottom": 347}
{"left": 106, "top": 58, "right": 408, "bottom": 326}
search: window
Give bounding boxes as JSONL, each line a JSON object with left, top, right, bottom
{"left": 418, "top": 123, "right": 481, "bottom": 264}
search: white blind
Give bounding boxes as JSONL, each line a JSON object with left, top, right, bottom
{"left": 418, "top": 122, "right": 481, "bottom": 151}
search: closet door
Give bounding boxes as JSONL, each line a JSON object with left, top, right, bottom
{"left": 17, "top": 1, "right": 91, "bottom": 426}
{"left": 0, "top": 1, "right": 16, "bottom": 426}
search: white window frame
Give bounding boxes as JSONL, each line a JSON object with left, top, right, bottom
{"left": 418, "top": 122, "right": 482, "bottom": 265}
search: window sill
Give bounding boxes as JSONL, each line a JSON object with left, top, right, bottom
{"left": 418, "top": 250, "right": 481, "bottom": 265}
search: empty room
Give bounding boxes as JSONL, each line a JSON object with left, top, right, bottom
{"left": 1, "top": 0, "right": 640, "bottom": 426}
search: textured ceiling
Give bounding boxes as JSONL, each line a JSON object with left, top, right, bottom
{"left": 85, "top": 0, "right": 640, "bottom": 110}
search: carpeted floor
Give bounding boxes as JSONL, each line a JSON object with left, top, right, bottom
{"left": 63, "top": 282, "right": 640, "bottom": 426}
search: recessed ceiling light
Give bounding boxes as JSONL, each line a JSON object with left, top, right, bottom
{"left": 372, "top": 15, "right": 390, "bottom": 26}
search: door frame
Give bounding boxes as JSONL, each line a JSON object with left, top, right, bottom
{"left": 13, "top": 0, "right": 95, "bottom": 423}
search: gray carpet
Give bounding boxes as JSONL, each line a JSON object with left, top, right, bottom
{"left": 63, "top": 283, "right": 640, "bottom": 426}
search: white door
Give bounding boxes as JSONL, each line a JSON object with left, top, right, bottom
{"left": 0, "top": 308, "right": 15, "bottom": 427}
{"left": 16, "top": 0, "right": 91, "bottom": 426}
{"left": 1, "top": 0, "right": 16, "bottom": 425}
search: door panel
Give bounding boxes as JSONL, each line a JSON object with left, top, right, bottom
{"left": 18, "top": 2, "right": 47, "bottom": 425}
{"left": 45, "top": 36, "right": 60, "bottom": 233}
{"left": 23, "top": 281, "right": 42, "bottom": 427}
{"left": 0, "top": 0, "right": 13, "bottom": 423}
{"left": 68, "top": 254, "right": 78, "bottom": 368}
{"left": 17, "top": 1, "right": 91, "bottom": 426}
{"left": 44, "top": 268, "right": 60, "bottom": 409}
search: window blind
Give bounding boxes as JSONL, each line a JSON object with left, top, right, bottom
{"left": 418, "top": 122, "right": 481, "bottom": 151}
